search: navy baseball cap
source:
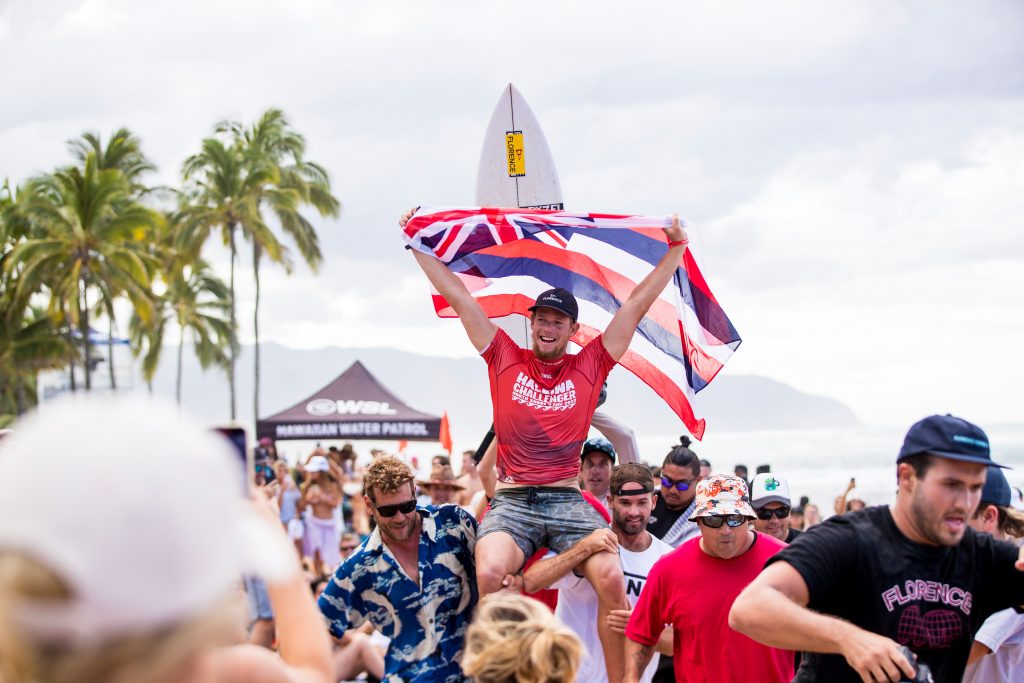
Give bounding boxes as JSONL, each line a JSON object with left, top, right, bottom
{"left": 581, "top": 436, "right": 616, "bottom": 464}
{"left": 528, "top": 288, "right": 578, "bottom": 322}
{"left": 981, "top": 466, "right": 1012, "bottom": 507}
{"left": 897, "top": 414, "right": 1007, "bottom": 468}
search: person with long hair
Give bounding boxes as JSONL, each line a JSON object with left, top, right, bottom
{"left": 0, "top": 396, "right": 333, "bottom": 683}
{"left": 462, "top": 592, "right": 582, "bottom": 683}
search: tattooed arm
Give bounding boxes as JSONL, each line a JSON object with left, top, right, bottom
{"left": 623, "top": 638, "right": 655, "bottom": 683}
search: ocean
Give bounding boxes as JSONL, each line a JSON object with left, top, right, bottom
{"left": 276, "top": 422, "right": 1024, "bottom": 518}
{"left": 635, "top": 423, "right": 1024, "bottom": 515}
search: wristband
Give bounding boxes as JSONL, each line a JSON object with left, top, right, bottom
{"left": 667, "top": 239, "right": 688, "bottom": 248}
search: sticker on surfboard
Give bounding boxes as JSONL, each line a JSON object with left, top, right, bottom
{"left": 506, "top": 131, "right": 525, "bottom": 177}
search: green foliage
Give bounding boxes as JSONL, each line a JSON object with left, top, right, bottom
{"left": 0, "top": 112, "right": 338, "bottom": 419}
{"left": 180, "top": 107, "right": 340, "bottom": 420}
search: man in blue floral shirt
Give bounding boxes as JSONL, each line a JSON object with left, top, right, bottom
{"left": 318, "top": 455, "right": 478, "bottom": 682}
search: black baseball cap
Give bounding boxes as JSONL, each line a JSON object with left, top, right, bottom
{"left": 897, "top": 414, "right": 1007, "bottom": 468}
{"left": 581, "top": 436, "right": 616, "bottom": 464}
{"left": 981, "top": 466, "right": 1012, "bottom": 507}
{"left": 528, "top": 288, "right": 578, "bottom": 321}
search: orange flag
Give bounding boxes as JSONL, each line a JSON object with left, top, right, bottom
{"left": 439, "top": 412, "right": 453, "bottom": 455}
{"left": 397, "top": 440, "right": 408, "bottom": 452}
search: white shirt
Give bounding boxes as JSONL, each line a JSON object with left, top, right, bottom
{"left": 550, "top": 534, "right": 673, "bottom": 683}
{"left": 962, "top": 608, "right": 1024, "bottom": 683}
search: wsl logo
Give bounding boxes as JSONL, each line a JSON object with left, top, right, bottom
{"left": 306, "top": 399, "right": 398, "bottom": 416}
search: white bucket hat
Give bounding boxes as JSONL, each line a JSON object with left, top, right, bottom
{"left": 0, "top": 394, "right": 297, "bottom": 644}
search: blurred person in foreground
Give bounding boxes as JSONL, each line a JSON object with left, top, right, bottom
{"left": 730, "top": 414, "right": 1024, "bottom": 682}
{"left": 462, "top": 592, "right": 582, "bottom": 683}
{"left": 0, "top": 396, "right": 332, "bottom": 683}
{"left": 963, "top": 466, "right": 1024, "bottom": 682}
{"left": 625, "top": 474, "right": 793, "bottom": 683}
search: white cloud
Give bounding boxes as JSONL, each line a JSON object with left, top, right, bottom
{"left": 2, "top": 0, "right": 1022, "bottom": 427}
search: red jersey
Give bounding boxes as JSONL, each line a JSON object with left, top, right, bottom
{"left": 482, "top": 328, "right": 616, "bottom": 485}
{"left": 626, "top": 533, "right": 794, "bottom": 683}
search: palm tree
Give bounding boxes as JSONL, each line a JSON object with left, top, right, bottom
{"left": 70, "top": 128, "right": 159, "bottom": 389}
{"left": 69, "top": 128, "right": 156, "bottom": 195}
{"left": 0, "top": 304, "right": 73, "bottom": 422}
{"left": 234, "top": 109, "right": 340, "bottom": 424}
{"left": 6, "top": 153, "right": 159, "bottom": 390}
{"left": 180, "top": 108, "right": 340, "bottom": 422}
{"left": 180, "top": 137, "right": 265, "bottom": 418}
{"left": 1, "top": 182, "right": 75, "bottom": 419}
{"left": 131, "top": 212, "right": 234, "bottom": 402}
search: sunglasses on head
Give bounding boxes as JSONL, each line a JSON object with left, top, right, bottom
{"left": 373, "top": 499, "right": 417, "bottom": 518}
{"left": 700, "top": 514, "right": 748, "bottom": 528}
{"left": 755, "top": 506, "right": 791, "bottom": 520}
{"left": 660, "top": 475, "right": 693, "bottom": 491}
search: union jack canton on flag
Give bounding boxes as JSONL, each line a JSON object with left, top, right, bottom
{"left": 403, "top": 206, "right": 741, "bottom": 439}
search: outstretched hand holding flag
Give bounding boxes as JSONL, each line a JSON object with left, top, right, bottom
{"left": 402, "top": 206, "right": 741, "bottom": 439}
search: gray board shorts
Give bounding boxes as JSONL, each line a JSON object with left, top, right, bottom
{"left": 478, "top": 486, "right": 608, "bottom": 561}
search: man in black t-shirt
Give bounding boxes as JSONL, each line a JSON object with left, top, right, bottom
{"left": 729, "top": 414, "right": 1024, "bottom": 682}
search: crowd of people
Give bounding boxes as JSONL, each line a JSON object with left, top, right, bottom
{"left": 0, "top": 210, "right": 1022, "bottom": 683}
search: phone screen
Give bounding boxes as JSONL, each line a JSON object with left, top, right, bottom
{"left": 212, "top": 426, "right": 249, "bottom": 494}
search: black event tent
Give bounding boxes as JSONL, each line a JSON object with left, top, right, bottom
{"left": 256, "top": 361, "right": 442, "bottom": 442}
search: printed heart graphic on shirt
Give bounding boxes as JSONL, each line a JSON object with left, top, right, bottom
{"left": 896, "top": 606, "right": 962, "bottom": 649}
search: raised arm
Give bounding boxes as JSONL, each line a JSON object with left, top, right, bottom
{"left": 729, "top": 561, "right": 916, "bottom": 682}
{"left": 207, "top": 494, "right": 334, "bottom": 683}
{"left": 591, "top": 411, "right": 639, "bottom": 464}
{"left": 601, "top": 214, "right": 687, "bottom": 361}
{"left": 401, "top": 208, "right": 497, "bottom": 352}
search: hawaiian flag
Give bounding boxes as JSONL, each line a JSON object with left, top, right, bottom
{"left": 403, "top": 207, "right": 741, "bottom": 439}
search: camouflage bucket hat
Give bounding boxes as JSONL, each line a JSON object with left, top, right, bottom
{"left": 688, "top": 474, "right": 756, "bottom": 521}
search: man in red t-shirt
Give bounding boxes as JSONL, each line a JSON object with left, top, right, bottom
{"left": 625, "top": 474, "right": 794, "bottom": 683}
{"left": 402, "top": 208, "right": 689, "bottom": 681}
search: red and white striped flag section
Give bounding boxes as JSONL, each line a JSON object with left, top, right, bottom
{"left": 403, "top": 207, "right": 741, "bottom": 439}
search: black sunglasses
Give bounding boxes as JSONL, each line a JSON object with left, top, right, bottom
{"left": 373, "top": 499, "right": 417, "bottom": 518}
{"left": 700, "top": 514, "right": 748, "bottom": 528}
{"left": 756, "top": 506, "right": 791, "bottom": 520}
{"left": 660, "top": 475, "right": 693, "bottom": 491}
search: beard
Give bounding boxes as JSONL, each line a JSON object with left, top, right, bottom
{"left": 614, "top": 513, "right": 647, "bottom": 537}
{"left": 909, "top": 487, "right": 967, "bottom": 547}
{"left": 532, "top": 341, "right": 568, "bottom": 361}
{"left": 378, "top": 515, "right": 418, "bottom": 544}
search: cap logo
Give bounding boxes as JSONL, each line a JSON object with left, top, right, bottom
{"left": 952, "top": 435, "right": 988, "bottom": 450}
{"left": 764, "top": 477, "right": 780, "bottom": 491}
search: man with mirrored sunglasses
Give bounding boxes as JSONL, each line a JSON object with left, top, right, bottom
{"left": 647, "top": 436, "right": 702, "bottom": 548}
{"left": 625, "top": 474, "right": 794, "bottom": 683}
{"left": 750, "top": 472, "right": 801, "bottom": 544}
{"left": 318, "top": 455, "right": 478, "bottom": 683}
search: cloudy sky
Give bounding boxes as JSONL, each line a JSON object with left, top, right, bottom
{"left": 2, "top": 0, "right": 1022, "bottom": 429}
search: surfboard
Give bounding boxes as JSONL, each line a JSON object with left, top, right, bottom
{"left": 469, "top": 85, "right": 639, "bottom": 462}
{"left": 475, "top": 83, "right": 564, "bottom": 211}
{"left": 475, "top": 83, "right": 563, "bottom": 346}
